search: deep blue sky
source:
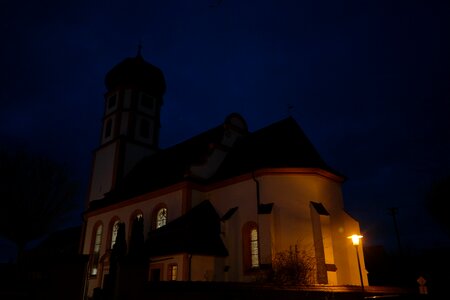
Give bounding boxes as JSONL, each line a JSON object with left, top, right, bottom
{"left": 1, "top": 0, "right": 449, "bottom": 261}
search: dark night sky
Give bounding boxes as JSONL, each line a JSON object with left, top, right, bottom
{"left": 1, "top": 0, "right": 449, "bottom": 261}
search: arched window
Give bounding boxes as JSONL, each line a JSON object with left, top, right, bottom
{"left": 242, "top": 222, "right": 259, "bottom": 272}
{"left": 156, "top": 208, "right": 167, "bottom": 228}
{"left": 90, "top": 222, "right": 103, "bottom": 276}
{"left": 151, "top": 204, "right": 168, "bottom": 230}
{"left": 110, "top": 219, "right": 120, "bottom": 249}
{"left": 250, "top": 228, "right": 259, "bottom": 268}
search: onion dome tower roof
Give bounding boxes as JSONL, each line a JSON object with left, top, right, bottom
{"left": 104, "top": 49, "right": 166, "bottom": 96}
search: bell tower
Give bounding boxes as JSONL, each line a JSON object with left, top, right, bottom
{"left": 88, "top": 49, "right": 166, "bottom": 202}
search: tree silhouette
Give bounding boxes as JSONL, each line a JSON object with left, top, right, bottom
{"left": 128, "top": 215, "right": 145, "bottom": 262}
{"left": 0, "top": 149, "right": 79, "bottom": 263}
{"left": 107, "top": 222, "right": 127, "bottom": 300}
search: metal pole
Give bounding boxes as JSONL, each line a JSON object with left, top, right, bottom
{"left": 388, "top": 207, "right": 402, "bottom": 255}
{"left": 355, "top": 244, "right": 364, "bottom": 293}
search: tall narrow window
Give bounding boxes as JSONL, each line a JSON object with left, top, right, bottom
{"left": 250, "top": 228, "right": 259, "bottom": 268}
{"left": 156, "top": 208, "right": 167, "bottom": 229}
{"left": 90, "top": 224, "right": 103, "bottom": 276}
{"left": 167, "top": 264, "right": 178, "bottom": 281}
{"left": 242, "top": 222, "right": 259, "bottom": 272}
{"left": 110, "top": 220, "right": 120, "bottom": 249}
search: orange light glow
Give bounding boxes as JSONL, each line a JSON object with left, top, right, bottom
{"left": 347, "top": 234, "right": 363, "bottom": 246}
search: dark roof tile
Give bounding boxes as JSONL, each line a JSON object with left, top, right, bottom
{"left": 88, "top": 116, "right": 341, "bottom": 211}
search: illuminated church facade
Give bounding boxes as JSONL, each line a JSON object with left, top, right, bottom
{"left": 80, "top": 52, "right": 368, "bottom": 297}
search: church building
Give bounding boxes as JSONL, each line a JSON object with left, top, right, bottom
{"left": 80, "top": 51, "right": 368, "bottom": 298}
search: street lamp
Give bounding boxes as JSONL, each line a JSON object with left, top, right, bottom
{"left": 348, "top": 234, "right": 364, "bottom": 292}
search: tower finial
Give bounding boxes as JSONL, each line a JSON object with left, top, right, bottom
{"left": 287, "top": 104, "right": 294, "bottom": 117}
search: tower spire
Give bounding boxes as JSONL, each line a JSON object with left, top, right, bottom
{"left": 90, "top": 50, "right": 166, "bottom": 202}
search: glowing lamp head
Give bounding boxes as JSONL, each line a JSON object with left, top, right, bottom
{"left": 348, "top": 234, "right": 363, "bottom": 246}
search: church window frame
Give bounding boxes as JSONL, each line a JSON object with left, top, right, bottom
{"left": 108, "top": 217, "right": 121, "bottom": 249}
{"left": 242, "top": 221, "right": 260, "bottom": 273}
{"left": 90, "top": 221, "right": 103, "bottom": 277}
{"left": 250, "top": 228, "right": 259, "bottom": 268}
{"left": 151, "top": 204, "right": 168, "bottom": 230}
{"left": 156, "top": 208, "right": 167, "bottom": 229}
{"left": 167, "top": 263, "right": 178, "bottom": 281}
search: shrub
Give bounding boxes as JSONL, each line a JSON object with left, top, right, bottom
{"left": 270, "top": 245, "right": 316, "bottom": 285}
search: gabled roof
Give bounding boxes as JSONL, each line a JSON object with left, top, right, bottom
{"left": 145, "top": 200, "right": 228, "bottom": 257}
{"left": 105, "top": 124, "right": 226, "bottom": 201}
{"left": 88, "top": 115, "right": 341, "bottom": 210}
{"left": 210, "top": 116, "right": 335, "bottom": 181}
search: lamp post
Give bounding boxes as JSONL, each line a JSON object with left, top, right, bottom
{"left": 348, "top": 234, "right": 364, "bottom": 293}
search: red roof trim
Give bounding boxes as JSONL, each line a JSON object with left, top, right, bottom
{"left": 85, "top": 168, "right": 343, "bottom": 217}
